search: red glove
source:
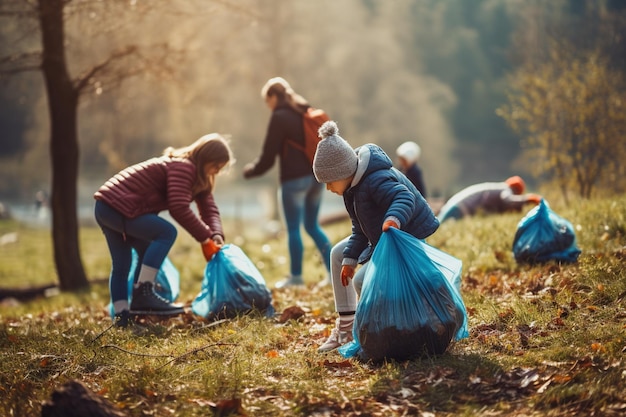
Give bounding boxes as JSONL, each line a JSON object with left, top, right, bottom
{"left": 341, "top": 265, "right": 356, "bottom": 287}
{"left": 382, "top": 219, "right": 399, "bottom": 232}
{"left": 526, "top": 194, "right": 542, "bottom": 205}
{"left": 202, "top": 239, "right": 221, "bottom": 261}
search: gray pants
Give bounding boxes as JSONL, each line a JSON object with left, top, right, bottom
{"left": 331, "top": 236, "right": 370, "bottom": 314}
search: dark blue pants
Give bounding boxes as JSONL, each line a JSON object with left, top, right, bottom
{"left": 94, "top": 200, "right": 177, "bottom": 304}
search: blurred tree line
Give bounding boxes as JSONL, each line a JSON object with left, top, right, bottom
{"left": 1, "top": 0, "right": 625, "bottom": 200}
{"left": 498, "top": 0, "right": 626, "bottom": 201}
{"left": 0, "top": 0, "right": 624, "bottom": 290}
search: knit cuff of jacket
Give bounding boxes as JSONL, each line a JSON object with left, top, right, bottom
{"left": 383, "top": 216, "right": 401, "bottom": 229}
{"left": 342, "top": 258, "right": 358, "bottom": 267}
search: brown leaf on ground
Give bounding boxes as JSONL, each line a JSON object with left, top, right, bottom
{"left": 322, "top": 359, "right": 354, "bottom": 368}
{"left": 41, "top": 380, "right": 128, "bottom": 417}
{"left": 277, "top": 305, "right": 306, "bottom": 323}
{"left": 468, "top": 367, "right": 545, "bottom": 404}
{"left": 208, "top": 398, "right": 246, "bottom": 416}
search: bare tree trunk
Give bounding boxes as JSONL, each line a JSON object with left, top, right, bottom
{"left": 38, "top": 0, "right": 89, "bottom": 291}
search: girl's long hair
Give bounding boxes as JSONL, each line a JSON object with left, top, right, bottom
{"left": 163, "top": 133, "right": 234, "bottom": 195}
{"left": 261, "top": 77, "right": 309, "bottom": 114}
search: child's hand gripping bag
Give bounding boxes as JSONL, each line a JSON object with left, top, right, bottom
{"left": 191, "top": 244, "right": 274, "bottom": 320}
{"left": 108, "top": 250, "right": 180, "bottom": 318}
{"left": 513, "top": 199, "right": 581, "bottom": 264}
{"left": 340, "top": 228, "right": 468, "bottom": 362}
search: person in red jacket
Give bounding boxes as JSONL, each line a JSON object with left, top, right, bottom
{"left": 94, "top": 133, "right": 233, "bottom": 327}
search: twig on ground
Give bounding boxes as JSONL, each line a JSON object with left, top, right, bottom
{"left": 158, "top": 342, "right": 239, "bottom": 368}
{"left": 101, "top": 344, "right": 175, "bottom": 358}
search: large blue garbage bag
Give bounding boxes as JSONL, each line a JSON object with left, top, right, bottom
{"left": 513, "top": 199, "right": 581, "bottom": 264}
{"left": 339, "top": 228, "right": 468, "bottom": 362}
{"left": 108, "top": 250, "right": 180, "bottom": 318}
{"left": 191, "top": 244, "right": 274, "bottom": 320}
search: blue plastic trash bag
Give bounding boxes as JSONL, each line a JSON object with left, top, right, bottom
{"left": 108, "top": 250, "right": 180, "bottom": 318}
{"left": 513, "top": 199, "right": 581, "bottom": 264}
{"left": 192, "top": 244, "right": 274, "bottom": 320}
{"left": 339, "top": 228, "right": 468, "bottom": 362}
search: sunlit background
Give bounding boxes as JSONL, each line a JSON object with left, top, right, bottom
{"left": 1, "top": 0, "right": 624, "bottom": 224}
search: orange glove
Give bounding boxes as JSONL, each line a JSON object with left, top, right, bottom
{"left": 341, "top": 265, "right": 356, "bottom": 287}
{"left": 382, "top": 219, "right": 399, "bottom": 232}
{"left": 202, "top": 239, "right": 221, "bottom": 261}
{"left": 526, "top": 194, "right": 542, "bottom": 205}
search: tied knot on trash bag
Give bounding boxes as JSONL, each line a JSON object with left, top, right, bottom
{"left": 339, "top": 228, "right": 468, "bottom": 362}
{"left": 192, "top": 244, "right": 274, "bottom": 320}
{"left": 513, "top": 199, "right": 581, "bottom": 264}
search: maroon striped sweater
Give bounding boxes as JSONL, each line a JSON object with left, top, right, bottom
{"left": 94, "top": 156, "right": 223, "bottom": 243}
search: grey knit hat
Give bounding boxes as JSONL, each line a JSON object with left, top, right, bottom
{"left": 313, "top": 121, "right": 358, "bottom": 183}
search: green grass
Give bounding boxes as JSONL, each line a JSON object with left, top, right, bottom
{"left": 1, "top": 195, "right": 625, "bottom": 416}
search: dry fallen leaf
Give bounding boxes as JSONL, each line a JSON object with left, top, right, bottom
{"left": 208, "top": 398, "right": 246, "bottom": 416}
{"left": 322, "top": 359, "right": 353, "bottom": 369}
{"left": 277, "top": 306, "right": 306, "bottom": 323}
{"left": 591, "top": 343, "right": 606, "bottom": 353}
{"left": 266, "top": 350, "right": 279, "bottom": 358}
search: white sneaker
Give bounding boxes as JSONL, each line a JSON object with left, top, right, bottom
{"left": 314, "top": 276, "right": 331, "bottom": 289}
{"left": 274, "top": 275, "right": 304, "bottom": 289}
{"left": 318, "top": 319, "right": 353, "bottom": 352}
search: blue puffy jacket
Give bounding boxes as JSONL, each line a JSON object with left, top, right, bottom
{"left": 342, "top": 144, "right": 439, "bottom": 264}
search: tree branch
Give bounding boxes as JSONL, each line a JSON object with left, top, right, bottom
{"left": 0, "top": 51, "right": 41, "bottom": 76}
{"left": 74, "top": 43, "right": 184, "bottom": 96}
{"left": 73, "top": 45, "right": 138, "bottom": 93}
{"left": 0, "top": 0, "right": 38, "bottom": 17}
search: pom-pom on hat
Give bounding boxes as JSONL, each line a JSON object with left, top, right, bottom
{"left": 505, "top": 176, "right": 526, "bottom": 194}
{"left": 313, "top": 121, "right": 358, "bottom": 183}
{"left": 396, "top": 141, "right": 421, "bottom": 164}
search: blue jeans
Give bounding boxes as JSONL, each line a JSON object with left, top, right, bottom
{"left": 94, "top": 200, "right": 177, "bottom": 304}
{"left": 280, "top": 175, "right": 331, "bottom": 276}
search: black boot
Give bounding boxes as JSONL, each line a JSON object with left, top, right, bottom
{"left": 114, "top": 310, "right": 132, "bottom": 328}
{"left": 130, "top": 282, "right": 184, "bottom": 315}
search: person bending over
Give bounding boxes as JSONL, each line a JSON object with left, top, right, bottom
{"left": 312, "top": 121, "right": 439, "bottom": 352}
{"left": 437, "top": 176, "right": 541, "bottom": 223}
{"left": 94, "top": 134, "right": 233, "bottom": 327}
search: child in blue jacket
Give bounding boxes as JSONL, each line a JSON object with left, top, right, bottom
{"left": 312, "top": 121, "right": 439, "bottom": 352}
